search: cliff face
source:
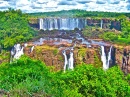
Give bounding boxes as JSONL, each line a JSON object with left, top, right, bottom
{"left": 114, "top": 45, "right": 130, "bottom": 73}
{"left": 24, "top": 44, "right": 102, "bottom": 71}
{"left": 0, "top": 41, "right": 129, "bottom": 73}
{"left": 29, "top": 18, "right": 121, "bottom": 31}
{"left": 24, "top": 43, "right": 130, "bottom": 72}
{"left": 110, "top": 21, "right": 121, "bottom": 31}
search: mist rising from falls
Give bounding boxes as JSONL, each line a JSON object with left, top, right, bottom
{"left": 101, "top": 46, "right": 113, "bottom": 70}
{"left": 39, "top": 18, "right": 87, "bottom": 30}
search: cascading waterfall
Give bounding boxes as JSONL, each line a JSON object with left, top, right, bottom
{"left": 101, "top": 19, "right": 103, "bottom": 29}
{"left": 39, "top": 18, "right": 43, "bottom": 30}
{"left": 24, "top": 43, "right": 28, "bottom": 47}
{"left": 62, "top": 48, "right": 74, "bottom": 72}
{"left": 107, "top": 46, "right": 112, "bottom": 66}
{"left": 11, "top": 44, "right": 24, "bottom": 61}
{"left": 39, "top": 18, "right": 87, "bottom": 30}
{"left": 68, "top": 51, "right": 74, "bottom": 70}
{"left": 30, "top": 46, "right": 34, "bottom": 53}
{"left": 101, "top": 46, "right": 107, "bottom": 70}
{"left": 10, "top": 44, "right": 35, "bottom": 62}
{"left": 101, "top": 46, "right": 112, "bottom": 70}
{"left": 62, "top": 50, "right": 68, "bottom": 72}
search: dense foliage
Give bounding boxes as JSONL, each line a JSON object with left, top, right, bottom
{"left": 29, "top": 9, "right": 130, "bottom": 18}
{"left": 82, "top": 15, "right": 130, "bottom": 45}
{"left": 100, "top": 17, "right": 130, "bottom": 44}
{"left": 0, "top": 9, "right": 36, "bottom": 49}
{"left": 0, "top": 56, "right": 130, "bottom": 96}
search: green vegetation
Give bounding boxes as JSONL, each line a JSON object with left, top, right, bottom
{"left": 82, "top": 16, "right": 130, "bottom": 45}
{"left": 0, "top": 9, "right": 130, "bottom": 96}
{"left": 100, "top": 32, "right": 130, "bottom": 44}
{"left": 0, "top": 56, "right": 130, "bottom": 96}
{"left": 101, "top": 16, "right": 130, "bottom": 44}
{"left": 82, "top": 26, "right": 104, "bottom": 38}
{"left": 29, "top": 9, "right": 129, "bottom": 18}
{"left": 0, "top": 9, "right": 36, "bottom": 49}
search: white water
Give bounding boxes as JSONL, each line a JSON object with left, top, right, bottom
{"left": 30, "top": 46, "right": 34, "bottom": 53}
{"left": 101, "top": 19, "right": 103, "bottom": 29}
{"left": 62, "top": 50, "right": 68, "bottom": 72}
{"left": 101, "top": 46, "right": 112, "bottom": 70}
{"left": 107, "top": 46, "right": 112, "bottom": 66}
{"left": 39, "top": 18, "right": 88, "bottom": 30}
{"left": 39, "top": 18, "right": 43, "bottom": 30}
{"left": 24, "top": 43, "right": 28, "bottom": 47}
{"left": 68, "top": 52, "right": 74, "bottom": 70}
{"left": 13, "top": 44, "right": 24, "bottom": 60}
{"left": 101, "top": 46, "right": 107, "bottom": 70}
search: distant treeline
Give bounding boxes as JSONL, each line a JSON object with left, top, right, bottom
{"left": 29, "top": 9, "right": 130, "bottom": 18}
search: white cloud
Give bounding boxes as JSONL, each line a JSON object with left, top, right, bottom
{"left": 109, "top": 0, "right": 120, "bottom": 4}
{"left": 0, "top": 1, "right": 10, "bottom": 10}
{"left": 0, "top": 0, "right": 129, "bottom": 13}
{"left": 96, "top": 0, "right": 106, "bottom": 4}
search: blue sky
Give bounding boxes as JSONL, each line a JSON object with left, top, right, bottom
{"left": 0, "top": 0, "right": 129, "bottom": 13}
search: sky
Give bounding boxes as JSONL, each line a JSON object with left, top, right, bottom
{"left": 0, "top": 0, "right": 130, "bottom": 13}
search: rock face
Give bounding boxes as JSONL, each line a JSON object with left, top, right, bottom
{"left": 110, "top": 21, "right": 121, "bottom": 31}
{"left": 115, "top": 45, "right": 130, "bottom": 73}
{"left": 24, "top": 45, "right": 64, "bottom": 71}
{"left": 24, "top": 44, "right": 103, "bottom": 71}
{"left": 23, "top": 43, "right": 130, "bottom": 72}
{"left": 0, "top": 36, "right": 129, "bottom": 73}
{"left": 29, "top": 18, "right": 121, "bottom": 31}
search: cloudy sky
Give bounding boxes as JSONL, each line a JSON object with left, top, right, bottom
{"left": 0, "top": 0, "right": 130, "bottom": 13}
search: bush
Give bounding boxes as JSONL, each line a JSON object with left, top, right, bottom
{"left": 0, "top": 56, "right": 49, "bottom": 90}
{"left": 100, "top": 32, "right": 118, "bottom": 42}
{"left": 0, "top": 56, "right": 130, "bottom": 96}
{"left": 43, "top": 65, "right": 130, "bottom": 97}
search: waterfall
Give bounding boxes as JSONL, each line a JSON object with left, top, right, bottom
{"left": 107, "top": 46, "right": 112, "bottom": 66}
{"left": 11, "top": 44, "right": 24, "bottom": 60}
{"left": 39, "top": 18, "right": 87, "bottom": 30}
{"left": 39, "top": 18, "right": 43, "bottom": 30}
{"left": 68, "top": 52, "right": 74, "bottom": 70}
{"left": 30, "top": 46, "right": 34, "bottom": 53}
{"left": 62, "top": 50, "right": 68, "bottom": 72}
{"left": 101, "top": 46, "right": 107, "bottom": 70}
{"left": 54, "top": 18, "right": 58, "bottom": 29}
{"left": 24, "top": 43, "right": 28, "bottom": 47}
{"left": 101, "top": 46, "right": 113, "bottom": 70}
{"left": 62, "top": 48, "right": 74, "bottom": 72}
{"left": 101, "top": 19, "right": 103, "bottom": 29}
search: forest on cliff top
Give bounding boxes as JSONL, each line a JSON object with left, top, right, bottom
{"left": 29, "top": 9, "right": 130, "bottom": 18}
